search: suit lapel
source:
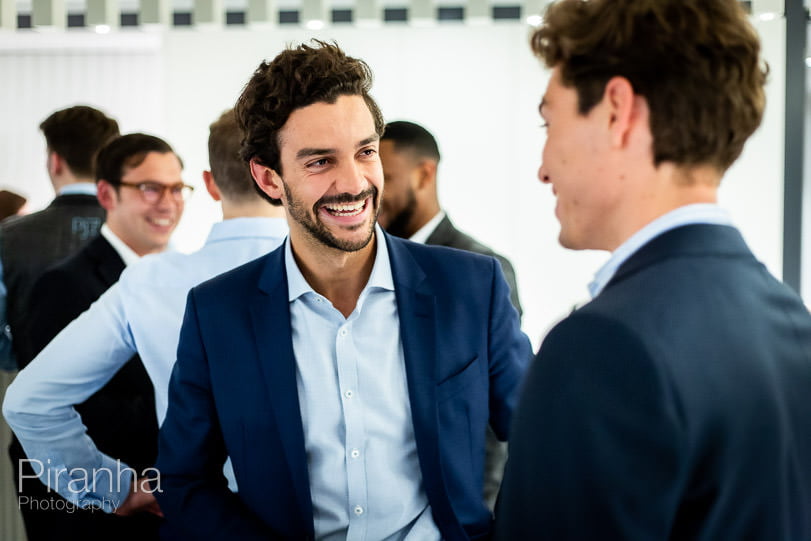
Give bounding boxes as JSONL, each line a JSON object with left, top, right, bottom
{"left": 386, "top": 234, "right": 460, "bottom": 530}
{"left": 248, "top": 246, "right": 314, "bottom": 535}
{"left": 425, "top": 215, "right": 456, "bottom": 246}
{"left": 85, "top": 235, "right": 125, "bottom": 287}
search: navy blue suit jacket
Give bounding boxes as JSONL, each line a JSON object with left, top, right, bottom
{"left": 156, "top": 232, "right": 530, "bottom": 540}
{"left": 495, "top": 224, "right": 811, "bottom": 540}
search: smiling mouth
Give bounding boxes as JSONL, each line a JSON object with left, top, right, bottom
{"left": 148, "top": 217, "right": 174, "bottom": 227}
{"left": 323, "top": 199, "right": 367, "bottom": 217}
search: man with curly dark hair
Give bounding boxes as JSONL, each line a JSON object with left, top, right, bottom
{"left": 495, "top": 1, "right": 811, "bottom": 539}
{"left": 155, "top": 40, "right": 530, "bottom": 540}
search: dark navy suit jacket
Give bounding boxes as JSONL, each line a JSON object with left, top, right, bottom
{"left": 495, "top": 224, "right": 811, "bottom": 540}
{"left": 156, "top": 232, "right": 531, "bottom": 540}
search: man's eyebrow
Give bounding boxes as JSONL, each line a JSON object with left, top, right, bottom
{"left": 296, "top": 147, "right": 334, "bottom": 160}
{"left": 295, "top": 134, "right": 379, "bottom": 161}
{"left": 357, "top": 134, "right": 379, "bottom": 147}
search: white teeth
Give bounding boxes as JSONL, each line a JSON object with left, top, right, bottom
{"left": 325, "top": 201, "right": 364, "bottom": 212}
{"left": 150, "top": 218, "right": 172, "bottom": 226}
{"left": 324, "top": 201, "right": 365, "bottom": 216}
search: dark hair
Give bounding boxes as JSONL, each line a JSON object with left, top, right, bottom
{"left": 208, "top": 109, "right": 281, "bottom": 206}
{"left": 96, "top": 133, "right": 179, "bottom": 186}
{"left": 531, "top": 0, "right": 767, "bottom": 172}
{"left": 381, "top": 121, "right": 441, "bottom": 163}
{"left": 39, "top": 105, "right": 120, "bottom": 178}
{"left": 0, "top": 190, "right": 27, "bottom": 220}
{"left": 235, "top": 39, "right": 385, "bottom": 175}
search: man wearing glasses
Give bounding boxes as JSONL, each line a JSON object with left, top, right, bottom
{"left": 6, "top": 133, "right": 187, "bottom": 541}
{"left": 4, "top": 113, "right": 289, "bottom": 539}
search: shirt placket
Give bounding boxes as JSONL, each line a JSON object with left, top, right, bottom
{"left": 335, "top": 317, "right": 368, "bottom": 541}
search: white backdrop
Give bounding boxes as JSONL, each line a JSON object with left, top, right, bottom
{"left": 0, "top": 17, "right": 790, "bottom": 347}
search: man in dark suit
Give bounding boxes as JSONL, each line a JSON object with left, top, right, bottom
{"left": 0, "top": 105, "right": 119, "bottom": 370}
{"left": 494, "top": 1, "right": 811, "bottom": 539}
{"left": 14, "top": 133, "right": 187, "bottom": 541}
{"left": 155, "top": 41, "right": 531, "bottom": 540}
{"left": 378, "top": 120, "right": 521, "bottom": 510}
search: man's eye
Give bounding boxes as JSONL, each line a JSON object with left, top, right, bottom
{"left": 143, "top": 184, "right": 162, "bottom": 194}
{"left": 309, "top": 158, "right": 329, "bottom": 167}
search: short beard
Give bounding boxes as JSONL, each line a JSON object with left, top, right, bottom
{"left": 283, "top": 180, "right": 378, "bottom": 253}
{"left": 382, "top": 188, "right": 417, "bottom": 239}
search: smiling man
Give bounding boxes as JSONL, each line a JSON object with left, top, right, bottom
{"left": 495, "top": 1, "right": 811, "bottom": 540}
{"left": 7, "top": 133, "right": 186, "bottom": 540}
{"left": 154, "top": 41, "right": 530, "bottom": 540}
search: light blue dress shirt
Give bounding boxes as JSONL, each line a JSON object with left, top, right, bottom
{"left": 0, "top": 183, "right": 98, "bottom": 370}
{"left": 285, "top": 225, "right": 442, "bottom": 541}
{"left": 588, "top": 203, "right": 734, "bottom": 298}
{"left": 2, "top": 217, "right": 288, "bottom": 512}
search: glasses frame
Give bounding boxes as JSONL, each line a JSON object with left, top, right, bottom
{"left": 117, "top": 181, "right": 195, "bottom": 203}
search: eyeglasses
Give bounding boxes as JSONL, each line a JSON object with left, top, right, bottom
{"left": 118, "top": 181, "right": 195, "bottom": 203}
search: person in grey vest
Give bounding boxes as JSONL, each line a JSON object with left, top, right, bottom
{"left": 378, "top": 120, "right": 521, "bottom": 510}
{"left": 0, "top": 105, "right": 119, "bottom": 370}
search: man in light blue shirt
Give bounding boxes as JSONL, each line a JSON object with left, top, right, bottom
{"left": 155, "top": 41, "right": 530, "bottom": 540}
{"left": 0, "top": 105, "right": 119, "bottom": 371}
{"left": 3, "top": 110, "right": 288, "bottom": 518}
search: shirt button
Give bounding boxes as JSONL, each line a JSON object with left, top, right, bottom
{"left": 354, "top": 505, "right": 364, "bottom": 515}
{"left": 350, "top": 448, "right": 360, "bottom": 458}
{"left": 344, "top": 390, "right": 353, "bottom": 399}
{"left": 339, "top": 328, "right": 348, "bottom": 337}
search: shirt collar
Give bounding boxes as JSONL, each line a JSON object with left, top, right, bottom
{"left": 408, "top": 210, "right": 446, "bottom": 245}
{"left": 285, "top": 223, "right": 395, "bottom": 302}
{"left": 58, "top": 182, "right": 97, "bottom": 196}
{"left": 588, "top": 203, "right": 733, "bottom": 298}
{"left": 204, "top": 217, "right": 288, "bottom": 245}
{"left": 100, "top": 223, "right": 142, "bottom": 267}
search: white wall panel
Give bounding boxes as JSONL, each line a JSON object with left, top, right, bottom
{"left": 0, "top": 17, "right": 790, "bottom": 345}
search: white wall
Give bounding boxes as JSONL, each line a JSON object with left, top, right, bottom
{"left": 0, "top": 17, "right": 790, "bottom": 347}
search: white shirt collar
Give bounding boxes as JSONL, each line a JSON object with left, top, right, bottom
{"left": 588, "top": 203, "right": 733, "bottom": 298}
{"left": 100, "top": 223, "right": 142, "bottom": 267}
{"left": 286, "top": 223, "right": 395, "bottom": 302}
{"left": 58, "top": 182, "right": 97, "bottom": 196}
{"left": 408, "top": 210, "right": 446, "bottom": 245}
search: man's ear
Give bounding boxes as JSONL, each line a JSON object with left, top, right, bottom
{"left": 250, "top": 159, "right": 284, "bottom": 202}
{"left": 96, "top": 180, "right": 117, "bottom": 211}
{"left": 48, "top": 151, "right": 64, "bottom": 177}
{"left": 202, "top": 170, "right": 222, "bottom": 202}
{"left": 603, "top": 76, "right": 640, "bottom": 149}
{"left": 414, "top": 159, "right": 438, "bottom": 192}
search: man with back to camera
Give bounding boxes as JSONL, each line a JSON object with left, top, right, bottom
{"left": 494, "top": 1, "right": 811, "bottom": 539}
{"left": 378, "top": 120, "right": 522, "bottom": 509}
{"left": 10, "top": 133, "right": 185, "bottom": 541}
{"left": 3, "top": 109, "right": 288, "bottom": 533}
{"left": 0, "top": 105, "right": 119, "bottom": 370}
{"left": 153, "top": 40, "right": 531, "bottom": 540}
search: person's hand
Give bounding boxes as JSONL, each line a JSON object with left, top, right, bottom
{"left": 114, "top": 477, "right": 164, "bottom": 517}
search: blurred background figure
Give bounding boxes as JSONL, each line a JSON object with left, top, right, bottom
{"left": 0, "top": 190, "right": 28, "bottom": 221}
{"left": 10, "top": 133, "right": 185, "bottom": 541}
{"left": 0, "top": 105, "right": 119, "bottom": 371}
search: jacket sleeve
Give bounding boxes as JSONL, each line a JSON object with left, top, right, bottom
{"left": 2, "top": 283, "right": 140, "bottom": 512}
{"left": 155, "top": 290, "right": 277, "bottom": 540}
{"left": 486, "top": 258, "right": 532, "bottom": 441}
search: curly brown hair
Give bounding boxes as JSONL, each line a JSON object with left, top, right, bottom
{"left": 235, "top": 40, "right": 385, "bottom": 175}
{"left": 531, "top": 0, "right": 768, "bottom": 172}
